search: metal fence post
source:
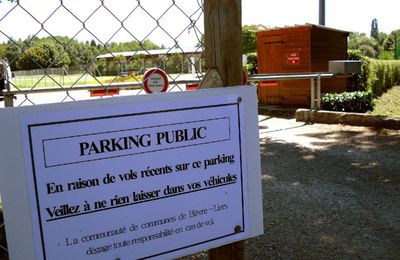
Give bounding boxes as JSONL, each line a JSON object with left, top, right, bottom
{"left": 317, "top": 75, "right": 321, "bottom": 109}
{"left": 3, "top": 94, "right": 14, "bottom": 107}
{"left": 310, "top": 78, "right": 316, "bottom": 110}
{"left": 3, "top": 75, "right": 14, "bottom": 107}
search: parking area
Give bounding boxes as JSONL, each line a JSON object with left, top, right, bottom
{"left": 1, "top": 115, "right": 399, "bottom": 259}
{"left": 246, "top": 116, "right": 400, "bottom": 259}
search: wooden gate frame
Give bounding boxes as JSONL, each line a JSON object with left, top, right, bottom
{"left": 1, "top": 1, "right": 246, "bottom": 258}
{"left": 200, "top": 1, "right": 245, "bottom": 259}
{"left": 200, "top": 0, "right": 243, "bottom": 90}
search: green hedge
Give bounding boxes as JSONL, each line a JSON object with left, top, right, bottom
{"left": 348, "top": 50, "right": 400, "bottom": 96}
{"left": 348, "top": 50, "right": 369, "bottom": 91}
{"left": 367, "top": 59, "right": 400, "bottom": 96}
{"left": 322, "top": 91, "right": 374, "bottom": 113}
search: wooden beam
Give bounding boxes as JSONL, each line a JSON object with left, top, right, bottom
{"left": 208, "top": 240, "right": 245, "bottom": 260}
{"left": 202, "top": 0, "right": 245, "bottom": 258}
{"left": 201, "top": 0, "right": 242, "bottom": 88}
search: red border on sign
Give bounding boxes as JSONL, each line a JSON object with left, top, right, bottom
{"left": 143, "top": 68, "right": 169, "bottom": 94}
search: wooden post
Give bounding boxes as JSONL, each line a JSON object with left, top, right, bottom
{"left": 201, "top": 0, "right": 245, "bottom": 259}
{"left": 3, "top": 93, "right": 14, "bottom": 108}
{"left": 200, "top": 0, "right": 242, "bottom": 89}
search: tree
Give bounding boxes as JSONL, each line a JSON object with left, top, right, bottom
{"left": 4, "top": 39, "right": 23, "bottom": 70}
{"left": 90, "top": 39, "right": 97, "bottom": 47}
{"left": 383, "top": 29, "right": 400, "bottom": 52}
{"left": 2, "top": 35, "right": 162, "bottom": 70}
{"left": 142, "top": 39, "right": 160, "bottom": 50}
{"left": 245, "top": 52, "right": 257, "bottom": 74}
{"left": 242, "top": 25, "right": 257, "bottom": 54}
{"left": 0, "top": 44, "right": 6, "bottom": 58}
{"left": 16, "top": 41, "right": 70, "bottom": 70}
{"left": 165, "top": 53, "right": 183, "bottom": 73}
{"left": 348, "top": 32, "right": 379, "bottom": 58}
{"left": 370, "top": 18, "right": 379, "bottom": 40}
{"left": 56, "top": 37, "right": 94, "bottom": 66}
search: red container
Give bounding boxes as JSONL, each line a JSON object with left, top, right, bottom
{"left": 186, "top": 84, "right": 199, "bottom": 91}
{"left": 257, "top": 24, "right": 349, "bottom": 106}
{"left": 90, "top": 88, "right": 120, "bottom": 97}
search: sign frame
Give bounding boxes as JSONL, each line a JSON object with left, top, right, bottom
{"left": 287, "top": 52, "right": 301, "bottom": 65}
{"left": 0, "top": 86, "right": 263, "bottom": 260}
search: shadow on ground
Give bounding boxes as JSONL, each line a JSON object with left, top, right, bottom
{"left": 246, "top": 128, "right": 400, "bottom": 259}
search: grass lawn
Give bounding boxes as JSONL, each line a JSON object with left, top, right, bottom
{"left": 12, "top": 74, "right": 117, "bottom": 89}
{"left": 370, "top": 86, "right": 400, "bottom": 116}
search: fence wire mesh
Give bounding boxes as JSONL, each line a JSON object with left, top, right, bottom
{"left": 1, "top": 0, "right": 204, "bottom": 257}
{"left": 0, "top": 0, "right": 204, "bottom": 107}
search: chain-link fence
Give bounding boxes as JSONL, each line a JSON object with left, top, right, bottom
{"left": 1, "top": 0, "right": 205, "bottom": 257}
{"left": 0, "top": 0, "right": 204, "bottom": 107}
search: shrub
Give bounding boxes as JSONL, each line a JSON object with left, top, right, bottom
{"left": 348, "top": 50, "right": 400, "bottom": 96}
{"left": 379, "top": 50, "right": 395, "bottom": 60}
{"left": 322, "top": 91, "right": 374, "bottom": 113}
{"left": 245, "top": 52, "right": 257, "bottom": 74}
{"left": 104, "top": 72, "right": 142, "bottom": 83}
{"left": 367, "top": 59, "right": 400, "bottom": 96}
{"left": 348, "top": 49, "right": 369, "bottom": 91}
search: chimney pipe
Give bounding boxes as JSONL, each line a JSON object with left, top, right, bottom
{"left": 319, "top": 0, "right": 325, "bottom": 26}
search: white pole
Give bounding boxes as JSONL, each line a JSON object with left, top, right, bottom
{"left": 190, "top": 56, "right": 195, "bottom": 77}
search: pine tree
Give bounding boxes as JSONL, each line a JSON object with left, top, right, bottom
{"left": 370, "top": 18, "right": 379, "bottom": 40}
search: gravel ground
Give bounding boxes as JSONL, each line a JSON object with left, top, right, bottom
{"left": 1, "top": 116, "right": 399, "bottom": 259}
{"left": 246, "top": 116, "right": 400, "bottom": 259}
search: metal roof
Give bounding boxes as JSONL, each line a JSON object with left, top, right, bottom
{"left": 96, "top": 47, "right": 203, "bottom": 59}
{"left": 257, "top": 23, "right": 350, "bottom": 35}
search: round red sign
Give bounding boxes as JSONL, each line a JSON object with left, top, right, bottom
{"left": 142, "top": 68, "right": 168, "bottom": 94}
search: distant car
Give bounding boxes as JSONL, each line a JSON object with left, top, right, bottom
{"left": 0, "top": 62, "right": 5, "bottom": 92}
{"left": 0, "top": 59, "right": 12, "bottom": 92}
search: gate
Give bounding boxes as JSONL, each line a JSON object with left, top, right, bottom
{"left": 0, "top": 0, "right": 244, "bottom": 258}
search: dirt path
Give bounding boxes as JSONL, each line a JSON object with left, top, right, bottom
{"left": 246, "top": 116, "right": 400, "bottom": 259}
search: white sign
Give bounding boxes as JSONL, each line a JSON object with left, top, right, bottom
{"left": 143, "top": 68, "right": 168, "bottom": 94}
{"left": 0, "top": 87, "right": 263, "bottom": 260}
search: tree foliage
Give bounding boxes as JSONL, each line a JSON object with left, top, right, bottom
{"left": 370, "top": 18, "right": 379, "bottom": 40}
{"left": 0, "top": 44, "right": 6, "bottom": 59}
{"left": 16, "top": 41, "right": 70, "bottom": 70}
{"left": 349, "top": 32, "right": 379, "bottom": 58}
{"left": 349, "top": 27, "right": 400, "bottom": 60}
{"left": 2, "top": 36, "right": 160, "bottom": 71}
{"left": 383, "top": 29, "right": 400, "bottom": 55}
{"left": 242, "top": 25, "right": 257, "bottom": 54}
